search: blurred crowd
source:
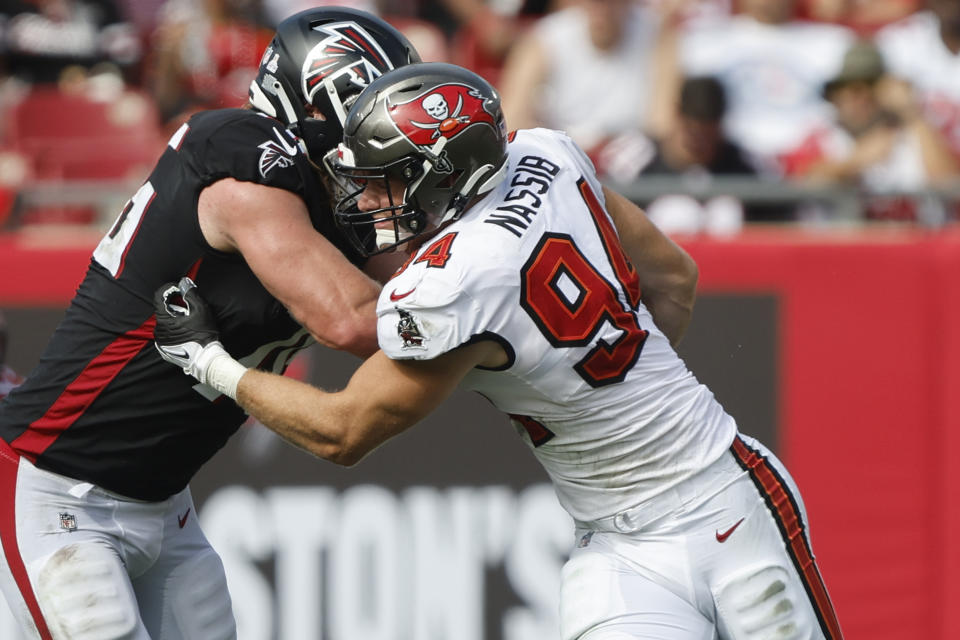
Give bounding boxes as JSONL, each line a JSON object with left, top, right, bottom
{"left": 1, "top": 0, "right": 958, "bottom": 232}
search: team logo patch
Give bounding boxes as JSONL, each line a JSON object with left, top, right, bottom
{"left": 388, "top": 83, "right": 497, "bottom": 148}
{"left": 258, "top": 129, "right": 299, "bottom": 178}
{"left": 396, "top": 308, "right": 427, "bottom": 350}
{"left": 59, "top": 512, "right": 77, "bottom": 532}
{"left": 301, "top": 21, "right": 394, "bottom": 105}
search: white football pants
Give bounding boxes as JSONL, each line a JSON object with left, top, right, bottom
{"left": 0, "top": 440, "right": 237, "bottom": 640}
{"left": 560, "top": 434, "right": 843, "bottom": 640}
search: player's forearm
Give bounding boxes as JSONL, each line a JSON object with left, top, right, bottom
{"left": 296, "top": 295, "right": 380, "bottom": 359}
{"left": 641, "top": 283, "right": 696, "bottom": 347}
{"left": 236, "top": 369, "right": 380, "bottom": 466}
{"left": 635, "top": 243, "right": 697, "bottom": 346}
{"left": 235, "top": 362, "right": 416, "bottom": 466}
{"left": 284, "top": 267, "right": 382, "bottom": 358}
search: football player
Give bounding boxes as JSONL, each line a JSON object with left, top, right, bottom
{"left": 154, "top": 62, "right": 844, "bottom": 639}
{"left": 0, "top": 8, "right": 419, "bottom": 640}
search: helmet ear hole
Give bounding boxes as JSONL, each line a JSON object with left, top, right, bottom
{"left": 434, "top": 169, "right": 464, "bottom": 190}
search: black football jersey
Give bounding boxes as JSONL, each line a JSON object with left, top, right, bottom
{"left": 0, "top": 109, "right": 363, "bottom": 501}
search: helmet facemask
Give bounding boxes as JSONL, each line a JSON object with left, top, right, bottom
{"left": 328, "top": 134, "right": 506, "bottom": 256}
{"left": 326, "top": 147, "right": 432, "bottom": 255}
{"left": 327, "top": 62, "right": 510, "bottom": 257}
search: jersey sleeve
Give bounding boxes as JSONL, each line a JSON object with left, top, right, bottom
{"left": 377, "top": 277, "right": 480, "bottom": 361}
{"left": 556, "top": 130, "right": 606, "bottom": 201}
{"left": 376, "top": 239, "right": 517, "bottom": 361}
{"left": 532, "top": 128, "right": 608, "bottom": 212}
{"left": 186, "top": 111, "right": 309, "bottom": 195}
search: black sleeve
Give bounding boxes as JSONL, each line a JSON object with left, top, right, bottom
{"left": 186, "top": 110, "right": 312, "bottom": 197}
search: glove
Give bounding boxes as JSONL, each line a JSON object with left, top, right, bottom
{"left": 154, "top": 277, "right": 246, "bottom": 399}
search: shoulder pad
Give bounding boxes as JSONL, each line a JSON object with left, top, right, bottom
{"left": 183, "top": 109, "right": 309, "bottom": 193}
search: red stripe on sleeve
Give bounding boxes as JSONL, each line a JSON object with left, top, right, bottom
{"left": 186, "top": 258, "right": 203, "bottom": 281}
{"left": 11, "top": 317, "right": 157, "bottom": 460}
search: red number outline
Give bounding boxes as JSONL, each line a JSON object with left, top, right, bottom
{"left": 414, "top": 232, "right": 458, "bottom": 269}
{"left": 519, "top": 180, "right": 647, "bottom": 387}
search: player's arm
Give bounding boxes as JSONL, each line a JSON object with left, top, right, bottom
{"left": 602, "top": 185, "right": 698, "bottom": 346}
{"left": 236, "top": 344, "right": 495, "bottom": 465}
{"left": 153, "top": 279, "right": 500, "bottom": 465}
{"left": 362, "top": 251, "right": 411, "bottom": 285}
{"left": 199, "top": 178, "right": 381, "bottom": 358}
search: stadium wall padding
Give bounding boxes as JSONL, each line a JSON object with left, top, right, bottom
{"left": 2, "top": 228, "right": 957, "bottom": 639}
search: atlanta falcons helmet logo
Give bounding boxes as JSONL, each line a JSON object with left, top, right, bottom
{"left": 301, "top": 21, "right": 395, "bottom": 107}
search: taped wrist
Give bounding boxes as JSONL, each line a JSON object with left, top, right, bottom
{"left": 192, "top": 342, "right": 247, "bottom": 401}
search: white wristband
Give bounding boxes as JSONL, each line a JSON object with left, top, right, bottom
{"left": 189, "top": 342, "right": 248, "bottom": 401}
{"left": 204, "top": 352, "right": 248, "bottom": 401}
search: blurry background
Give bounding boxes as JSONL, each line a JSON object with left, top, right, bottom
{"left": 2, "top": 0, "right": 959, "bottom": 638}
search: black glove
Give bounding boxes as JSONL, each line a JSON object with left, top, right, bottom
{"left": 153, "top": 277, "right": 231, "bottom": 386}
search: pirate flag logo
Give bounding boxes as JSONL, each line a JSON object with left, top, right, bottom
{"left": 388, "top": 83, "right": 497, "bottom": 148}
{"left": 396, "top": 308, "right": 426, "bottom": 350}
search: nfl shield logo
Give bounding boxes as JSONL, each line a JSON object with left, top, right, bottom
{"left": 59, "top": 512, "right": 77, "bottom": 532}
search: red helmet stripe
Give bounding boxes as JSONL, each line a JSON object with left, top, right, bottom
{"left": 342, "top": 27, "right": 386, "bottom": 67}
{"left": 325, "top": 42, "right": 359, "bottom": 55}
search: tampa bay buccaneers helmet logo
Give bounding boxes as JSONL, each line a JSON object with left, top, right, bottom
{"left": 388, "top": 83, "right": 497, "bottom": 147}
{"left": 301, "top": 21, "right": 394, "bottom": 106}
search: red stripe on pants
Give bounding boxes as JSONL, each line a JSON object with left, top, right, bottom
{"left": 0, "top": 440, "right": 53, "bottom": 639}
{"left": 732, "top": 436, "right": 844, "bottom": 639}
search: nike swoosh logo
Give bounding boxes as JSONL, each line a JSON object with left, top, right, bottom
{"left": 716, "top": 517, "right": 745, "bottom": 543}
{"left": 165, "top": 348, "right": 190, "bottom": 360}
{"left": 178, "top": 508, "right": 191, "bottom": 529}
{"left": 389, "top": 287, "right": 416, "bottom": 302}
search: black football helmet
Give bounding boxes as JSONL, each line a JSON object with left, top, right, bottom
{"left": 327, "top": 62, "right": 509, "bottom": 255}
{"left": 248, "top": 7, "right": 420, "bottom": 162}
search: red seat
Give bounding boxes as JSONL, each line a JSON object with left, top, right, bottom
{"left": 2, "top": 87, "right": 165, "bottom": 226}
{"left": 5, "top": 87, "right": 164, "bottom": 181}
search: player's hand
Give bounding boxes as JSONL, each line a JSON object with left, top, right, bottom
{"left": 153, "top": 277, "right": 229, "bottom": 385}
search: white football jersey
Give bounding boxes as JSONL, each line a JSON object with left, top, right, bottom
{"left": 377, "top": 129, "right": 737, "bottom": 523}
